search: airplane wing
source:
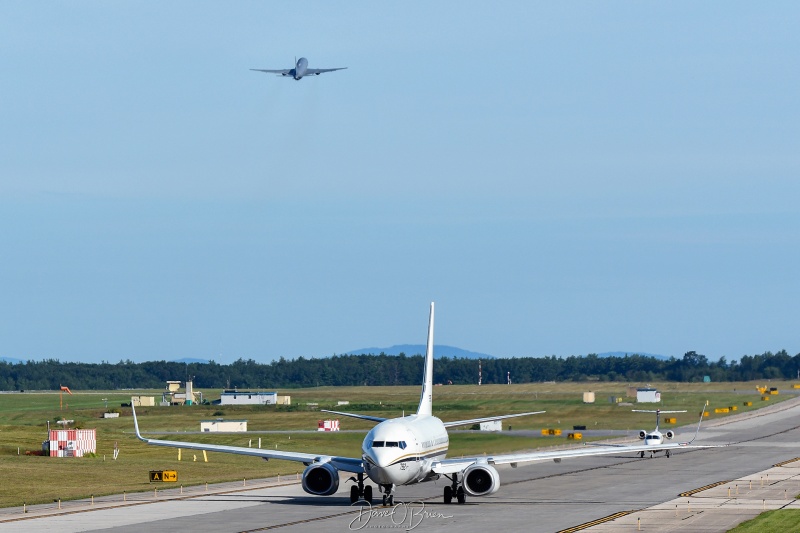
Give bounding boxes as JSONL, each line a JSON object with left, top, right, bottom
{"left": 320, "top": 409, "right": 387, "bottom": 423}
{"left": 442, "top": 411, "right": 545, "bottom": 428}
{"left": 432, "top": 406, "right": 716, "bottom": 475}
{"left": 305, "top": 67, "right": 347, "bottom": 75}
{"left": 131, "top": 405, "right": 365, "bottom": 473}
{"left": 431, "top": 441, "right": 717, "bottom": 475}
{"left": 250, "top": 69, "right": 292, "bottom": 75}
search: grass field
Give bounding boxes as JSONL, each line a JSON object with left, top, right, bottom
{"left": 0, "top": 381, "right": 793, "bottom": 508}
{"left": 728, "top": 509, "right": 800, "bottom": 532}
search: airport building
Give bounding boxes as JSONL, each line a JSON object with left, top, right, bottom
{"left": 131, "top": 396, "right": 155, "bottom": 407}
{"left": 219, "top": 391, "right": 277, "bottom": 405}
{"left": 200, "top": 419, "right": 248, "bottom": 432}
{"left": 636, "top": 388, "right": 661, "bottom": 403}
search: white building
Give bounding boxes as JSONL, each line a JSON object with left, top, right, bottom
{"left": 479, "top": 421, "right": 502, "bottom": 432}
{"left": 636, "top": 388, "right": 661, "bottom": 403}
{"left": 219, "top": 391, "right": 277, "bottom": 405}
{"left": 200, "top": 419, "right": 248, "bottom": 432}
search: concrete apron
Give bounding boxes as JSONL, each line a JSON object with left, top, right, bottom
{"left": 579, "top": 459, "right": 800, "bottom": 532}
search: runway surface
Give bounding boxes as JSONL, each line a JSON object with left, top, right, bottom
{"left": 2, "top": 397, "right": 799, "bottom": 532}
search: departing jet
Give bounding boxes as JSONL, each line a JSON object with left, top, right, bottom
{"left": 250, "top": 57, "right": 346, "bottom": 80}
{"left": 132, "top": 303, "right": 713, "bottom": 506}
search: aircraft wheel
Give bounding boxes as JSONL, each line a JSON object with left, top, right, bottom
{"left": 666, "top": 451, "right": 671, "bottom": 458}
{"left": 456, "top": 486, "right": 466, "bottom": 504}
{"left": 444, "top": 486, "right": 452, "bottom": 504}
{"left": 382, "top": 494, "right": 387, "bottom": 506}
{"left": 364, "top": 485, "right": 373, "bottom": 503}
{"left": 387, "top": 495, "right": 394, "bottom": 505}
{"left": 350, "top": 485, "right": 359, "bottom": 504}
{"left": 640, "top": 451, "right": 644, "bottom": 458}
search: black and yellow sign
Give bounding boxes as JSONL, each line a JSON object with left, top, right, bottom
{"left": 149, "top": 470, "right": 178, "bottom": 482}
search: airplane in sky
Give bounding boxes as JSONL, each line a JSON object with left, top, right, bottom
{"left": 132, "top": 303, "right": 713, "bottom": 506}
{"left": 250, "top": 57, "right": 346, "bottom": 80}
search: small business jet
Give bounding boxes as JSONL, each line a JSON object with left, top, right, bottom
{"left": 632, "top": 409, "right": 690, "bottom": 458}
{"left": 585, "top": 407, "right": 709, "bottom": 458}
{"left": 133, "top": 303, "right": 712, "bottom": 506}
{"left": 250, "top": 57, "right": 346, "bottom": 80}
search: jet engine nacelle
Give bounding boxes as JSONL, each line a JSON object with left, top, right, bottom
{"left": 463, "top": 464, "right": 500, "bottom": 497}
{"left": 665, "top": 430, "right": 675, "bottom": 440}
{"left": 301, "top": 462, "right": 339, "bottom": 496}
{"left": 638, "top": 430, "right": 647, "bottom": 440}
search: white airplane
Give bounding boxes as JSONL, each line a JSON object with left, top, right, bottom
{"left": 132, "top": 303, "right": 712, "bottom": 506}
{"left": 631, "top": 409, "right": 689, "bottom": 458}
{"left": 250, "top": 57, "right": 346, "bottom": 80}
{"left": 584, "top": 407, "right": 710, "bottom": 459}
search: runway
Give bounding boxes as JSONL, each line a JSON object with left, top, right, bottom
{"left": 2, "top": 397, "right": 799, "bottom": 532}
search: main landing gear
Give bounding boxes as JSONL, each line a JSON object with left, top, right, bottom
{"left": 348, "top": 473, "right": 373, "bottom": 504}
{"left": 639, "top": 450, "right": 670, "bottom": 459}
{"left": 443, "top": 474, "right": 466, "bottom": 504}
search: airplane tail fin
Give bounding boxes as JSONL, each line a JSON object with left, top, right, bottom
{"left": 416, "top": 302, "right": 435, "bottom": 417}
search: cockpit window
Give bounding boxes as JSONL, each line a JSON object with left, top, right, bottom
{"left": 371, "top": 440, "right": 406, "bottom": 449}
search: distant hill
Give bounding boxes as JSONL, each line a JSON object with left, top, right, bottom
{"left": 172, "top": 357, "right": 211, "bottom": 364}
{"left": 344, "top": 345, "right": 494, "bottom": 360}
{"left": 597, "top": 351, "right": 671, "bottom": 361}
{"left": 340, "top": 347, "right": 669, "bottom": 361}
{"left": 0, "top": 356, "right": 23, "bottom": 364}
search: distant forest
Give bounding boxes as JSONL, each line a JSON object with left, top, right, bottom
{"left": 1, "top": 350, "right": 799, "bottom": 391}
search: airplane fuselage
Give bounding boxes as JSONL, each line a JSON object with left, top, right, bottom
{"left": 361, "top": 414, "right": 449, "bottom": 487}
{"left": 293, "top": 57, "right": 309, "bottom": 80}
{"left": 644, "top": 431, "right": 664, "bottom": 446}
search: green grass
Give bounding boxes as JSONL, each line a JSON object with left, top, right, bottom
{"left": 728, "top": 510, "right": 800, "bottom": 532}
{"left": 0, "top": 381, "right": 793, "bottom": 508}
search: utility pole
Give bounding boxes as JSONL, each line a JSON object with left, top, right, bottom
{"left": 478, "top": 360, "right": 482, "bottom": 386}
{"left": 507, "top": 371, "right": 511, "bottom": 385}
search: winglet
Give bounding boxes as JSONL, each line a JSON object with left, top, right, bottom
{"left": 686, "top": 405, "right": 707, "bottom": 444}
{"left": 416, "top": 302, "right": 434, "bottom": 417}
{"left": 131, "top": 403, "right": 148, "bottom": 443}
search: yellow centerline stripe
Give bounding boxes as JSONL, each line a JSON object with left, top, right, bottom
{"left": 773, "top": 457, "right": 800, "bottom": 467}
{"left": 679, "top": 480, "right": 731, "bottom": 497}
{"left": 556, "top": 510, "right": 637, "bottom": 533}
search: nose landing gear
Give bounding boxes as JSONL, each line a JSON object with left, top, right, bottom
{"left": 381, "top": 484, "right": 395, "bottom": 506}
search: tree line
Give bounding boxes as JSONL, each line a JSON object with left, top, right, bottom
{"left": 1, "top": 350, "right": 798, "bottom": 391}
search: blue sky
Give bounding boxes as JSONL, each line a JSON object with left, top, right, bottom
{"left": 1, "top": 3, "right": 798, "bottom": 363}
